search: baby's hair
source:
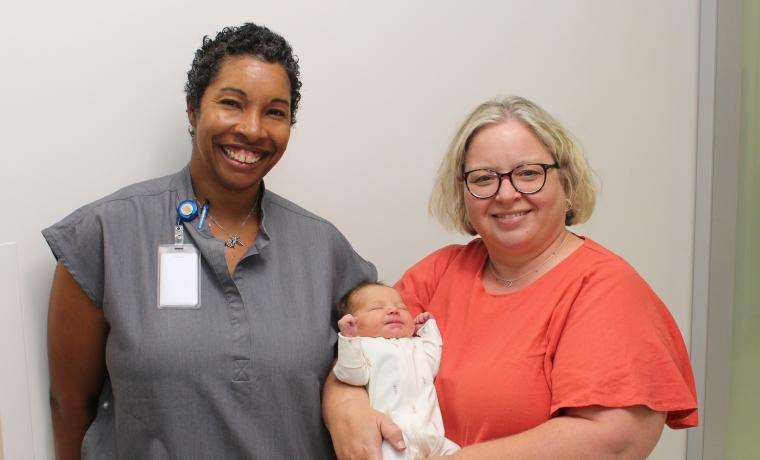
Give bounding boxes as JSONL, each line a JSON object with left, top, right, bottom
{"left": 336, "top": 280, "right": 389, "bottom": 318}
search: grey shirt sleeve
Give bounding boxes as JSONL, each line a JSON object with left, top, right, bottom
{"left": 42, "top": 205, "right": 105, "bottom": 307}
{"left": 329, "top": 228, "right": 377, "bottom": 324}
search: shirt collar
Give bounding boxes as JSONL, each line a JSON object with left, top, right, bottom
{"left": 171, "top": 164, "right": 271, "bottom": 251}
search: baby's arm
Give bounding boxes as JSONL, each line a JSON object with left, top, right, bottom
{"left": 415, "top": 315, "right": 443, "bottom": 375}
{"left": 334, "top": 315, "right": 370, "bottom": 386}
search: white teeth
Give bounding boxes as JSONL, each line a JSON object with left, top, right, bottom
{"left": 495, "top": 211, "right": 529, "bottom": 218}
{"left": 222, "top": 146, "right": 262, "bottom": 164}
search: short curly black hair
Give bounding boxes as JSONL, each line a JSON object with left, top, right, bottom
{"left": 184, "top": 22, "right": 302, "bottom": 125}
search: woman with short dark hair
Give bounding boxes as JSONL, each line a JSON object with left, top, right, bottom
{"left": 45, "top": 23, "right": 374, "bottom": 459}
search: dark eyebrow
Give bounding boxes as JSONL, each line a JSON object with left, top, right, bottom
{"left": 219, "top": 87, "right": 247, "bottom": 97}
{"left": 219, "top": 87, "right": 291, "bottom": 108}
{"left": 271, "top": 98, "right": 291, "bottom": 108}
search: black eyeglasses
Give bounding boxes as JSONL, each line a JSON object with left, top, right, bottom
{"left": 462, "top": 163, "right": 559, "bottom": 199}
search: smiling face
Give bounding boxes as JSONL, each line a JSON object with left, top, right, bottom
{"left": 187, "top": 55, "right": 292, "bottom": 193}
{"left": 463, "top": 119, "right": 567, "bottom": 257}
{"left": 349, "top": 285, "right": 415, "bottom": 339}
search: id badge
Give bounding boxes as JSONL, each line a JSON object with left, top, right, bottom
{"left": 157, "top": 244, "right": 201, "bottom": 308}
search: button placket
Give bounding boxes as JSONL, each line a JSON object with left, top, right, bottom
{"left": 189, "top": 220, "right": 254, "bottom": 386}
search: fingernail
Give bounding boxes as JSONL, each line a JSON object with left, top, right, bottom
{"left": 395, "top": 441, "right": 406, "bottom": 449}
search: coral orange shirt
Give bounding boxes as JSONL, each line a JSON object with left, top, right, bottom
{"left": 395, "top": 237, "right": 698, "bottom": 446}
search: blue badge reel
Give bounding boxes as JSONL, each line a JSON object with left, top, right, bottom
{"left": 177, "top": 199, "right": 199, "bottom": 223}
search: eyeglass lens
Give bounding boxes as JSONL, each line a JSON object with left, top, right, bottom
{"left": 466, "top": 164, "right": 548, "bottom": 198}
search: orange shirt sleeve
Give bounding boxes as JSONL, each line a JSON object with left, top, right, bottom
{"left": 548, "top": 260, "right": 698, "bottom": 428}
{"left": 395, "top": 244, "right": 463, "bottom": 317}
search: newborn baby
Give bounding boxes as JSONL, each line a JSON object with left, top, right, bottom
{"left": 334, "top": 282, "right": 459, "bottom": 459}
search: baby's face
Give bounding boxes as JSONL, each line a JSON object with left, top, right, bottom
{"left": 351, "top": 285, "right": 415, "bottom": 338}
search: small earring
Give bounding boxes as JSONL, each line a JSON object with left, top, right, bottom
{"left": 188, "top": 127, "right": 195, "bottom": 137}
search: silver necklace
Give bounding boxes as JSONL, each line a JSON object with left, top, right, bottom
{"left": 489, "top": 232, "right": 569, "bottom": 288}
{"left": 207, "top": 205, "right": 257, "bottom": 249}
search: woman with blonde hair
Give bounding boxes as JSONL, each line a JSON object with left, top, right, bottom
{"left": 323, "top": 96, "right": 697, "bottom": 459}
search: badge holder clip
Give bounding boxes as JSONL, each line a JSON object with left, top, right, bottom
{"left": 157, "top": 200, "right": 202, "bottom": 309}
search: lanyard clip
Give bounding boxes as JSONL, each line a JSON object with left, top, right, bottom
{"left": 174, "top": 225, "right": 185, "bottom": 247}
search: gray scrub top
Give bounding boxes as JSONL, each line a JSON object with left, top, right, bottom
{"left": 43, "top": 166, "right": 376, "bottom": 459}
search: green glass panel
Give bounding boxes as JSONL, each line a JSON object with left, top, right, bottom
{"left": 726, "top": 1, "right": 760, "bottom": 458}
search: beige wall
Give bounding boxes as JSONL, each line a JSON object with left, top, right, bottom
{"left": 0, "top": 1, "right": 699, "bottom": 458}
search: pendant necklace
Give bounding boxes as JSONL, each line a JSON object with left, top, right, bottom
{"left": 207, "top": 204, "right": 257, "bottom": 249}
{"left": 489, "top": 232, "right": 569, "bottom": 288}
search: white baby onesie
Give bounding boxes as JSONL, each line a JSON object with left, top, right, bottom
{"left": 334, "top": 319, "right": 460, "bottom": 459}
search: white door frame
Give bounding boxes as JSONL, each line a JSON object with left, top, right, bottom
{"left": 688, "top": 0, "right": 742, "bottom": 458}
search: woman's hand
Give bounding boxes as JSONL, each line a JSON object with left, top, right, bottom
{"left": 323, "top": 371, "right": 406, "bottom": 459}
{"left": 331, "top": 402, "right": 405, "bottom": 460}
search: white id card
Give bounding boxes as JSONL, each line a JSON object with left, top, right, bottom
{"left": 157, "top": 244, "right": 201, "bottom": 308}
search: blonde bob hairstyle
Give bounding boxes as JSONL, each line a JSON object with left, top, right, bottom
{"left": 429, "top": 96, "right": 597, "bottom": 235}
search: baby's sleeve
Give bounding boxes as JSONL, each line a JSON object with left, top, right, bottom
{"left": 416, "top": 318, "right": 443, "bottom": 375}
{"left": 333, "top": 334, "right": 370, "bottom": 386}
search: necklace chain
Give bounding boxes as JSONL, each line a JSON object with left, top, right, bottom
{"left": 205, "top": 201, "right": 258, "bottom": 249}
{"left": 489, "top": 232, "right": 569, "bottom": 288}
